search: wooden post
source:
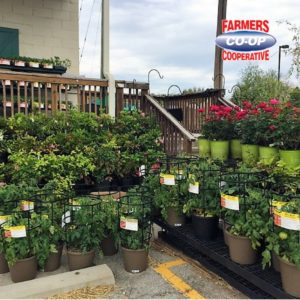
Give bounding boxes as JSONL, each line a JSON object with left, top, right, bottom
{"left": 214, "top": 0, "right": 227, "bottom": 90}
{"left": 115, "top": 86, "right": 124, "bottom": 116}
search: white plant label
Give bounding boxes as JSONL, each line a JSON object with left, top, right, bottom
{"left": 221, "top": 194, "right": 239, "bottom": 211}
{"left": 138, "top": 165, "right": 146, "bottom": 177}
{"left": 4, "top": 225, "right": 26, "bottom": 238}
{"left": 274, "top": 209, "right": 300, "bottom": 231}
{"left": 61, "top": 210, "right": 71, "bottom": 227}
{"left": 189, "top": 182, "right": 200, "bottom": 194}
{"left": 160, "top": 174, "right": 175, "bottom": 185}
{"left": 120, "top": 216, "right": 138, "bottom": 231}
{"left": 20, "top": 200, "right": 34, "bottom": 211}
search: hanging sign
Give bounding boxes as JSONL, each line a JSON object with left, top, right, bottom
{"left": 189, "top": 182, "right": 200, "bottom": 194}
{"left": 0, "top": 215, "right": 10, "bottom": 226}
{"left": 274, "top": 209, "right": 300, "bottom": 231}
{"left": 160, "top": 174, "right": 175, "bottom": 185}
{"left": 270, "top": 200, "right": 287, "bottom": 214}
{"left": 221, "top": 194, "right": 239, "bottom": 211}
{"left": 4, "top": 225, "right": 27, "bottom": 238}
{"left": 120, "top": 216, "right": 138, "bottom": 231}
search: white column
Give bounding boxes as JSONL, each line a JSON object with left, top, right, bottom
{"left": 101, "top": 0, "right": 115, "bottom": 117}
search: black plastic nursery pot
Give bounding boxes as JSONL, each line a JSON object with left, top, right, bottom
{"left": 9, "top": 256, "right": 38, "bottom": 283}
{"left": 122, "top": 247, "right": 148, "bottom": 273}
{"left": 101, "top": 237, "right": 118, "bottom": 256}
{"left": 44, "top": 244, "right": 63, "bottom": 272}
{"left": 192, "top": 214, "right": 219, "bottom": 240}
{"left": 0, "top": 253, "right": 9, "bottom": 274}
{"left": 67, "top": 249, "right": 95, "bottom": 271}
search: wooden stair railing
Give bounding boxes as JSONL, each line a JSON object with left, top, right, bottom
{"left": 143, "top": 94, "right": 196, "bottom": 155}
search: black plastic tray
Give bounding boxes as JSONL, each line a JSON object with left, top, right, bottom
{"left": 0, "top": 64, "right": 66, "bottom": 75}
{"left": 154, "top": 218, "right": 293, "bottom": 299}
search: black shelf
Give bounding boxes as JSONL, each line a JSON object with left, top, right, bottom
{"left": 154, "top": 218, "right": 293, "bottom": 299}
{"left": 0, "top": 64, "right": 66, "bottom": 75}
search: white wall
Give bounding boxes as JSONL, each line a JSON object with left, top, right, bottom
{"left": 0, "top": 0, "right": 79, "bottom": 75}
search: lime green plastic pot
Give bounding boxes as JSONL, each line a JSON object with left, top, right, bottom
{"left": 259, "top": 146, "right": 279, "bottom": 164}
{"left": 241, "top": 144, "right": 259, "bottom": 165}
{"left": 198, "top": 138, "right": 210, "bottom": 158}
{"left": 230, "top": 139, "right": 242, "bottom": 159}
{"left": 210, "top": 140, "right": 229, "bottom": 161}
{"left": 279, "top": 150, "right": 300, "bottom": 168}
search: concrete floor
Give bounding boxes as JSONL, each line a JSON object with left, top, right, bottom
{"left": 0, "top": 239, "right": 246, "bottom": 299}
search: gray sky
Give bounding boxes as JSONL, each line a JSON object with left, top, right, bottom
{"left": 79, "top": 0, "right": 299, "bottom": 95}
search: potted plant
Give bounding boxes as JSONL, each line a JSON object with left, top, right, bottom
{"left": 0, "top": 224, "right": 9, "bottom": 274}
{"left": 3, "top": 212, "right": 38, "bottom": 282}
{"left": 118, "top": 191, "right": 152, "bottom": 273}
{"left": 200, "top": 105, "right": 233, "bottom": 161}
{"left": 272, "top": 102, "right": 300, "bottom": 168}
{"left": 65, "top": 197, "right": 104, "bottom": 271}
{"left": 100, "top": 195, "right": 119, "bottom": 256}
{"left": 237, "top": 101, "right": 259, "bottom": 165}
{"left": 12, "top": 56, "right": 26, "bottom": 67}
{"left": 27, "top": 57, "right": 41, "bottom": 68}
{"left": 183, "top": 160, "right": 220, "bottom": 240}
{"left": 221, "top": 166, "right": 270, "bottom": 265}
{"left": 0, "top": 57, "right": 11, "bottom": 65}
{"left": 41, "top": 59, "right": 53, "bottom": 69}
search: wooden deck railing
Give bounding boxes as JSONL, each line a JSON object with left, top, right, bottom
{"left": 0, "top": 71, "right": 108, "bottom": 117}
{"left": 156, "top": 89, "right": 223, "bottom": 133}
{"left": 144, "top": 94, "right": 196, "bottom": 155}
{"left": 115, "top": 80, "right": 149, "bottom": 115}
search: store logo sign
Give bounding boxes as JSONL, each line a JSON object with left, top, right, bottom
{"left": 216, "top": 20, "right": 276, "bottom": 61}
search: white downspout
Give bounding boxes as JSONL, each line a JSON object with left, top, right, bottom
{"left": 101, "top": 0, "right": 115, "bottom": 117}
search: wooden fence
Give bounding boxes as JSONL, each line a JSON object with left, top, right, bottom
{"left": 156, "top": 89, "right": 223, "bottom": 133}
{"left": 0, "top": 71, "right": 108, "bottom": 117}
{"left": 143, "top": 94, "right": 195, "bottom": 154}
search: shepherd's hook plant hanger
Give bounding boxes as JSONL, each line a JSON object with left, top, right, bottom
{"left": 147, "top": 69, "right": 164, "bottom": 94}
{"left": 167, "top": 85, "right": 183, "bottom": 96}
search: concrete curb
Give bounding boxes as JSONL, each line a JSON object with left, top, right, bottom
{"left": 0, "top": 264, "right": 115, "bottom": 299}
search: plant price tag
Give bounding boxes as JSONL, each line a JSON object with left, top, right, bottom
{"left": 270, "top": 200, "right": 287, "bottom": 214}
{"left": 0, "top": 215, "right": 10, "bottom": 226}
{"left": 61, "top": 211, "right": 71, "bottom": 227}
{"left": 137, "top": 165, "right": 146, "bottom": 177}
{"left": 120, "top": 216, "right": 138, "bottom": 231}
{"left": 221, "top": 194, "right": 239, "bottom": 211}
{"left": 20, "top": 200, "right": 34, "bottom": 211}
{"left": 274, "top": 209, "right": 300, "bottom": 231}
{"left": 4, "top": 225, "right": 26, "bottom": 238}
{"left": 189, "top": 182, "right": 200, "bottom": 194}
{"left": 160, "top": 174, "right": 175, "bottom": 185}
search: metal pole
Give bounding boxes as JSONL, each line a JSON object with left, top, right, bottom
{"left": 214, "top": 0, "right": 227, "bottom": 90}
{"left": 101, "top": 0, "right": 116, "bottom": 117}
{"left": 278, "top": 46, "right": 281, "bottom": 81}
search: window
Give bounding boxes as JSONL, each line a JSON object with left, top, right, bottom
{"left": 0, "top": 27, "right": 19, "bottom": 57}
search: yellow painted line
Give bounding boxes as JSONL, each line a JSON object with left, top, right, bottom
{"left": 154, "top": 260, "right": 205, "bottom": 299}
{"left": 158, "top": 259, "right": 186, "bottom": 269}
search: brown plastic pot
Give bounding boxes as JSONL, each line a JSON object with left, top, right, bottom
{"left": 0, "top": 253, "right": 9, "bottom": 274}
{"left": 67, "top": 249, "right": 95, "bottom": 271}
{"left": 122, "top": 247, "right": 148, "bottom": 273}
{"left": 101, "top": 237, "right": 118, "bottom": 256}
{"left": 44, "top": 244, "right": 63, "bottom": 272}
{"left": 225, "top": 230, "right": 257, "bottom": 265}
{"left": 167, "top": 207, "right": 185, "bottom": 227}
{"left": 9, "top": 256, "right": 37, "bottom": 283}
{"left": 272, "top": 251, "right": 280, "bottom": 273}
{"left": 279, "top": 256, "right": 300, "bottom": 298}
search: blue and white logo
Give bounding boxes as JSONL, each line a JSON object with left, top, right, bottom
{"left": 216, "top": 31, "right": 276, "bottom": 52}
